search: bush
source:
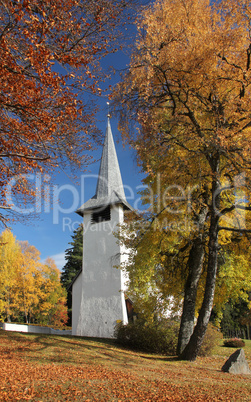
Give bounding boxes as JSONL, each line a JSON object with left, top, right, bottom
{"left": 223, "top": 338, "right": 245, "bottom": 348}
{"left": 198, "top": 323, "right": 223, "bottom": 357}
{"left": 114, "top": 319, "right": 179, "bottom": 355}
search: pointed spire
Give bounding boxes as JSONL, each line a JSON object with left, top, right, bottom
{"left": 76, "top": 115, "right": 133, "bottom": 215}
{"left": 95, "top": 117, "right": 126, "bottom": 200}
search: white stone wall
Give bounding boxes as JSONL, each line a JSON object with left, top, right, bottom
{"left": 73, "top": 204, "right": 128, "bottom": 338}
{"left": 71, "top": 271, "right": 83, "bottom": 336}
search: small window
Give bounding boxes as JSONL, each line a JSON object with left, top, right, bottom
{"left": 91, "top": 206, "right": 111, "bottom": 224}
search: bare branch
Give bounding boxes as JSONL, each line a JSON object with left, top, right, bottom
{"left": 218, "top": 226, "right": 251, "bottom": 233}
{"left": 0, "top": 153, "right": 51, "bottom": 161}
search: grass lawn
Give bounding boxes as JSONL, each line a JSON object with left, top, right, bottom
{"left": 0, "top": 330, "right": 250, "bottom": 401}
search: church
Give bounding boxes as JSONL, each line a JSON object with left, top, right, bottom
{"left": 71, "top": 115, "right": 134, "bottom": 338}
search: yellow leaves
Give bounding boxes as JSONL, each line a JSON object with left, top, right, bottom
{"left": 214, "top": 244, "right": 251, "bottom": 311}
{"left": 218, "top": 229, "right": 232, "bottom": 245}
{"left": 119, "top": 0, "right": 251, "bottom": 140}
{"left": 0, "top": 229, "right": 67, "bottom": 326}
{"left": 115, "top": 1, "right": 251, "bottom": 333}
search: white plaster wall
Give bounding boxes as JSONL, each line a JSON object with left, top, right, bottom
{"left": 75, "top": 204, "right": 128, "bottom": 338}
{"left": 72, "top": 271, "right": 83, "bottom": 336}
{"left": 3, "top": 323, "right": 71, "bottom": 335}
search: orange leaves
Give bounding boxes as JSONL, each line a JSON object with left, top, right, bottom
{"left": 115, "top": 0, "right": 251, "bottom": 206}
{"left": 0, "top": 331, "right": 251, "bottom": 401}
{"left": 0, "top": 0, "right": 133, "bottom": 225}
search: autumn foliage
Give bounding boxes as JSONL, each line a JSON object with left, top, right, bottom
{"left": 0, "top": 331, "right": 251, "bottom": 401}
{"left": 0, "top": 0, "right": 134, "bottom": 225}
{"left": 0, "top": 229, "right": 67, "bottom": 327}
{"left": 114, "top": 0, "right": 251, "bottom": 360}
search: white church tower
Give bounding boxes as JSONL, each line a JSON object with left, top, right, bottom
{"left": 71, "top": 116, "right": 133, "bottom": 338}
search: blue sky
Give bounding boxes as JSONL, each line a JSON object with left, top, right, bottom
{"left": 2, "top": 0, "right": 154, "bottom": 270}
{"left": 10, "top": 119, "right": 145, "bottom": 270}
{"left": 6, "top": 47, "right": 146, "bottom": 270}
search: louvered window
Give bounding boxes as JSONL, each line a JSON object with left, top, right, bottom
{"left": 91, "top": 206, "right": 111, "bottom": 224}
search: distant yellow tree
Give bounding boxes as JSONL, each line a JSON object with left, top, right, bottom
{"left": 34, "top": 258, "right": 68, "bottom": 327}
{"left": 0, "top": 230, "right": 21, "bottom": 321}
{"left": 11, "top": 241, "right": 41, "bottom": 323}
{"left": 0, "top": 229, "right": 67, "bottom": 326}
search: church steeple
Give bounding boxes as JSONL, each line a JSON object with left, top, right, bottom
{"left": 77, "top": 116, "right": 133, "bottom": 215}
{"left": 72, "top": 114, "right": 132, "bottom": 338}
{"left": 95, "top": 117, "right": 126, "bottom": 200}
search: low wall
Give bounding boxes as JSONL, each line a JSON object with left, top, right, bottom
{"left": 2, "top": 322, "right": 72, "bottom": 336}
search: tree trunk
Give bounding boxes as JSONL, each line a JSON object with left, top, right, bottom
{"left": 23, "top": 282, "right": 28, "bottom": 323}
{"left": 181, "top": 171, "right": 220, "bottom": 361}
{"left": 176, "top": 237, "right": 204, "bottom": 355}
{"left": 177, "top": 205, "right": 208, "bottom": 356}
{"left": 6, "top": 290, "right": 11, "bottom": 322}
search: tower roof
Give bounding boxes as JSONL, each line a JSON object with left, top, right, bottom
{"left": 76, "top": 117, "right": 133, "bottom": 216}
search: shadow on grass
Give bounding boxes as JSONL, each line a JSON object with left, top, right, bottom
{"left": 1, "top": 330, "right": 178, "bottom": 368}
{"left": 140, "top": 354, "right": 179, "bottom": 362}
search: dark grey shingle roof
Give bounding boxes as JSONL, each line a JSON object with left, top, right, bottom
{"left": 76, "top": 117, "right": 133, "bottom": 216}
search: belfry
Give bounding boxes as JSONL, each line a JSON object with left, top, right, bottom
{"left": 71, "top": 116, "right": 133, "bottom": 338}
